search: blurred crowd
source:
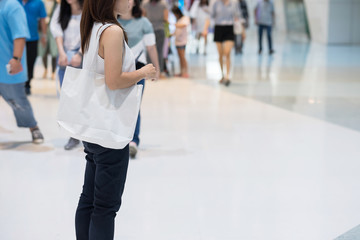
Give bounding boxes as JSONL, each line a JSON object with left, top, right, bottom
{"left": 1, "top": 0, "right": 275, "bottom": 155}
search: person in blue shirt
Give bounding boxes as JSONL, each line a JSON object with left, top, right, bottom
{"left": 255, "top": 0, "right": 275, "bottom": 54}
{"left": 0, "top": 0, "right": 44, "bottom": 143}
{"left": 19, "top": 0, "right": 47, "bottom": 95}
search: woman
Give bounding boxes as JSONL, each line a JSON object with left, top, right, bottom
{"left": 192, "top": 0, "right": 210, "bottom": 55}
{"left": 172, "top": 6, "right": 190, "bottom": 78}
{"left": 118, "top": 0, "right": 160, "bottom": 158}
{"left": 142, "top": 0, "right": 168, "bottom": 77}
{"left": 75, "top": 0, "right": 156, "bottom": 238}
{"left": 211, "top": 0, "right": 240, "bottom": 86}
{"left": 50, "top": 0, "right": 83, "bottom": 150}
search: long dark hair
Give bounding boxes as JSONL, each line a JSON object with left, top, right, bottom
{"left": 171, "top": 6, "right": 183, "bottom": 19}
{"left": 81, "top": 0, "right": 128, "bottom": 52}
{"left": 58, "top": 0, "right": 84, "bottom": 31}
{"left": 200, "top": 0, "right": 209, "bottom": 6}
{"left": 132, "top": 0, "right": 142, "bottom": 19}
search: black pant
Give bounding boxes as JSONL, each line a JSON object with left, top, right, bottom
{"left": 75, "top": 142, "right": 129, "bottom": 240}
{"left": 25, "top": 41, "right": 38, "bottom": 89}
{"left": 258, "top": 24, "right": 273, "bottom": 52}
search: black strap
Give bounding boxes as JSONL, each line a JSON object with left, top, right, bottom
{"left": 135, "top": 50, "right": 144, "bottom": 63}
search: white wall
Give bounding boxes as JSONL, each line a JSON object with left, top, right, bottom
{"left": 304, "top": 0, "right": 360, "bottom": 44}
{"left": 351, "top": 0, "right": 360, "bottom": 43}
{"left": 304, "top": 0, "right": 330, "bottom": 44}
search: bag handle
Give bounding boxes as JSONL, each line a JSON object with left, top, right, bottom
{"left": 87, "top": 23, "right": 114, "bottom": 70}
{"left": 88, "top": 23, "right": 126, "bottom": 71}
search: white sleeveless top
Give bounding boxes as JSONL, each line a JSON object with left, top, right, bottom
{"left": 83, "top": 23, "right": 135, "bottom": 75}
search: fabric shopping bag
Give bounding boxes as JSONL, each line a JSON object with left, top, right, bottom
{"left": 233, "top": 19, "right": 244, "bottom": 35}
{"left": 57, "top": 66, "right": 143, "bottom": 149}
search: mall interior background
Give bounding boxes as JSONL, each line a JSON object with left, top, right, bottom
{"left": 1, "top": 0, "right": 360, "bottom": 239}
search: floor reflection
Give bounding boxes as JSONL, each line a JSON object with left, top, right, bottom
{"left": 187, "top": 31, "right": 360, "bottom": 132}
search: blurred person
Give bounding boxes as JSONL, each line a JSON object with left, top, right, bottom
{"left": 172, "top": 6, "right": 190, "bottom": 78}
{"left": 118, "top": 0, "right": 160, "bottom": 158}
{"left": 50, "top": 0, "right": 83, "bottom": 150}
{"left": 162, "top": 20, "right": 171, "bottom": 76}
{"left": 20, "top": 0, "right": 47, "bottom": 95}
{"left": 235, "top": 0, "right": 248, "bottom": 54}
{"left": 75, "top": 0, "right": 156, "bottom": 238}
{"left": 211, "top": 0, "right": 241, "bottom": 86}
{"left": 254, "top": 0, "right": 275, "bottom": 54}
{"left": 142, "top": 0, "right": 169, "bottom": 78}
{"left": 190, "top": 0, "right": 210, "bottom": 55}
{"left": 0, "top": 0, "right": 44, "bottom": 144}
{"left": 39, "top": 0, "right": 58, "bottom": 80}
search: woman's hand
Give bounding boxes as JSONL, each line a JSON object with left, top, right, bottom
{"left": 202, "top": 29, "right": 208, "bottom": 37}
{"left": 70, "top": 53, "right": 82, "bottom": 67}
{"left": 140, "top": 64, "right": 157, "bottom": 81}
{"left": 58, "top": 52, "right": 68, "bottom": 67}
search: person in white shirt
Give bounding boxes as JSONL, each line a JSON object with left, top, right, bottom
{"left": 75, "top": 0, "right": 156, "bottom": 238}
{"left": 190, "top": 0, "right": 210, "bottom": 55}
{"left": 50, "top": 0, "right": 83, "bottom": 150}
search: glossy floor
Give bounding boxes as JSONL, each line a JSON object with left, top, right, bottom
{"left": 1, "top": 32, "right": 360, "bottom": 240}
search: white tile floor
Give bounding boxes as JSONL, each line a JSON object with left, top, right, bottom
{"left": 1, "top": 32, "right": 360, "bottom": 240}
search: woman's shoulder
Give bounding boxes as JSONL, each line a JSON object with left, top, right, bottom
{"left": 102, "top": 24, "right": 124, "bottom": 35}
{"left": 98, "top": 23, "right": 125, "bottom": 41}
{"left": 138, "top": 16, "right": 152, "bottom": 24}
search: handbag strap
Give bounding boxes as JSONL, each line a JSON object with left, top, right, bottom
{"left": 87, "top": 23, "right": 114, "bottom": 70}
{"left": 86, "top": 23, "right": 126, "bottom": 71}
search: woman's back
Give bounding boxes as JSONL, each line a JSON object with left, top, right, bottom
{"left": 83, "top": 23, "right": 135, "bottom": 75}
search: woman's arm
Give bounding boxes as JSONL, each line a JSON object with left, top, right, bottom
{"left": 163, "top": 8, "right": 169, "bottom": 24}
{"left": 146, "top": 44, "right": 160, "bottom": 80}
{"left": 50, "top": 5, "right": 67, "bottom": 66}
{"left": 100, "top": 26, "right": 156, "bottom": 90}
{"left": 202, "top": 18, "right": 210, "bottom": 36}
{"left": 55, "top": 37, "right": 68, "bottom": 66}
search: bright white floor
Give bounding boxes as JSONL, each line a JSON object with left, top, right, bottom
{"left": 1, "top": 31, "right": 360, "bottom": 240}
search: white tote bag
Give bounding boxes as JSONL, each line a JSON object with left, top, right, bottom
{"left": 57, "top": 24, "right": 143, "bottom": 149}
{"left": 233, "top": 19, "right": 244, "bottom": 35}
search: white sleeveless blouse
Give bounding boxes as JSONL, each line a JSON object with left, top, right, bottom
{"left": 82, "top": 22, "right": 135, "bottom": 75}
